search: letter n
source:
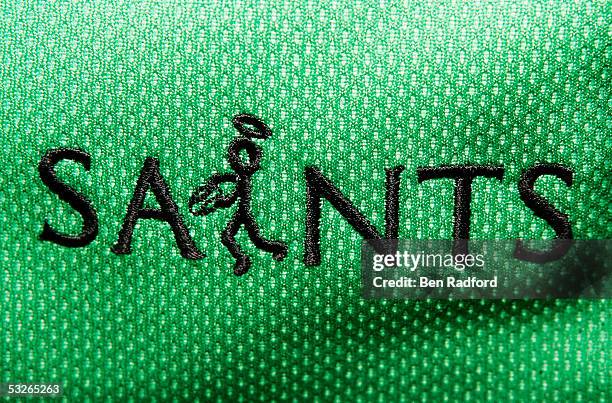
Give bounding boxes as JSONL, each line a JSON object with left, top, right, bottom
{"left": 304, "top": 166, "right": 404, "bottom": 266}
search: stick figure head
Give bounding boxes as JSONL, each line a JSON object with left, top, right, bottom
{"left": 232, "top": 114, "right": 272, "bottom": 140}
{"left": 228, "top": 137, "right": 262, "bottom": 175}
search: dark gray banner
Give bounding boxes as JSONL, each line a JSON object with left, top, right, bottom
{"left": 361, "top": 240, "right": 611, "bottom": 299}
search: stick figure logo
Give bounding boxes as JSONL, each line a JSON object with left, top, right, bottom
{"left": 189, "top": 114, "right": 288, "bottom": 275}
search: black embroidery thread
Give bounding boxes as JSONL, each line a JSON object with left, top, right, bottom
{"left": 417, "top": 165, "right": 504, "bottom": 255}
{"left": 112, "top": 157, "right": 205, "bottom": 259}
{"left": 189, "top": 114, "right": 288, "bottom": 276}
{"left": 38, "top": 148, "right": 99, "bottom": 247}
{"left": 38, "top": 143, "right": 577, "bottom": 271}
{"left": 385, "top": 166, "right": 404, "bottom": 241}
{"left": 304, "top": 165, "right": 405, "bottom": 266}
{"left": 514, "top": 163, "right": 573, "bottom": 263}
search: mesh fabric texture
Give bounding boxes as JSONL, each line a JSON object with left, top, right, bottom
{"left": 0, "top": 0, "right": 610, "bottom": 401}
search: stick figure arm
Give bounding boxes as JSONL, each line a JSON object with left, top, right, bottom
{"left": 189, "top": 173, "right": 239, "bottom": 216}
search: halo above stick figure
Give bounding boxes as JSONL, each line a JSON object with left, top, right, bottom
{"left": 189, "top": 114, "right": 288, "bottom": 275}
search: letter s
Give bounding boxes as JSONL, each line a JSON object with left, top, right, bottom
{"left": 38, "top": 148, "right": 98, "bottom": 247}
{"left": 514, "top": 163, "right": 573, "bottom": 262}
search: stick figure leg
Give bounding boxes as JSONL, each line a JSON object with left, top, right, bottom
{"left": 244, "top": 220, "right": 288, "bottom": 262}
{"left": 221, "top": 215, "right": 251, "bottom": 276}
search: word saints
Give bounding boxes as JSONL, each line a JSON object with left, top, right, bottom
{"left": 38, "top": 114, "right": 573, "bottom": 275}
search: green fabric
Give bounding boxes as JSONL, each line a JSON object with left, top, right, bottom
{"left": 1, "top": 0, "right": 610, "bottom": 400}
